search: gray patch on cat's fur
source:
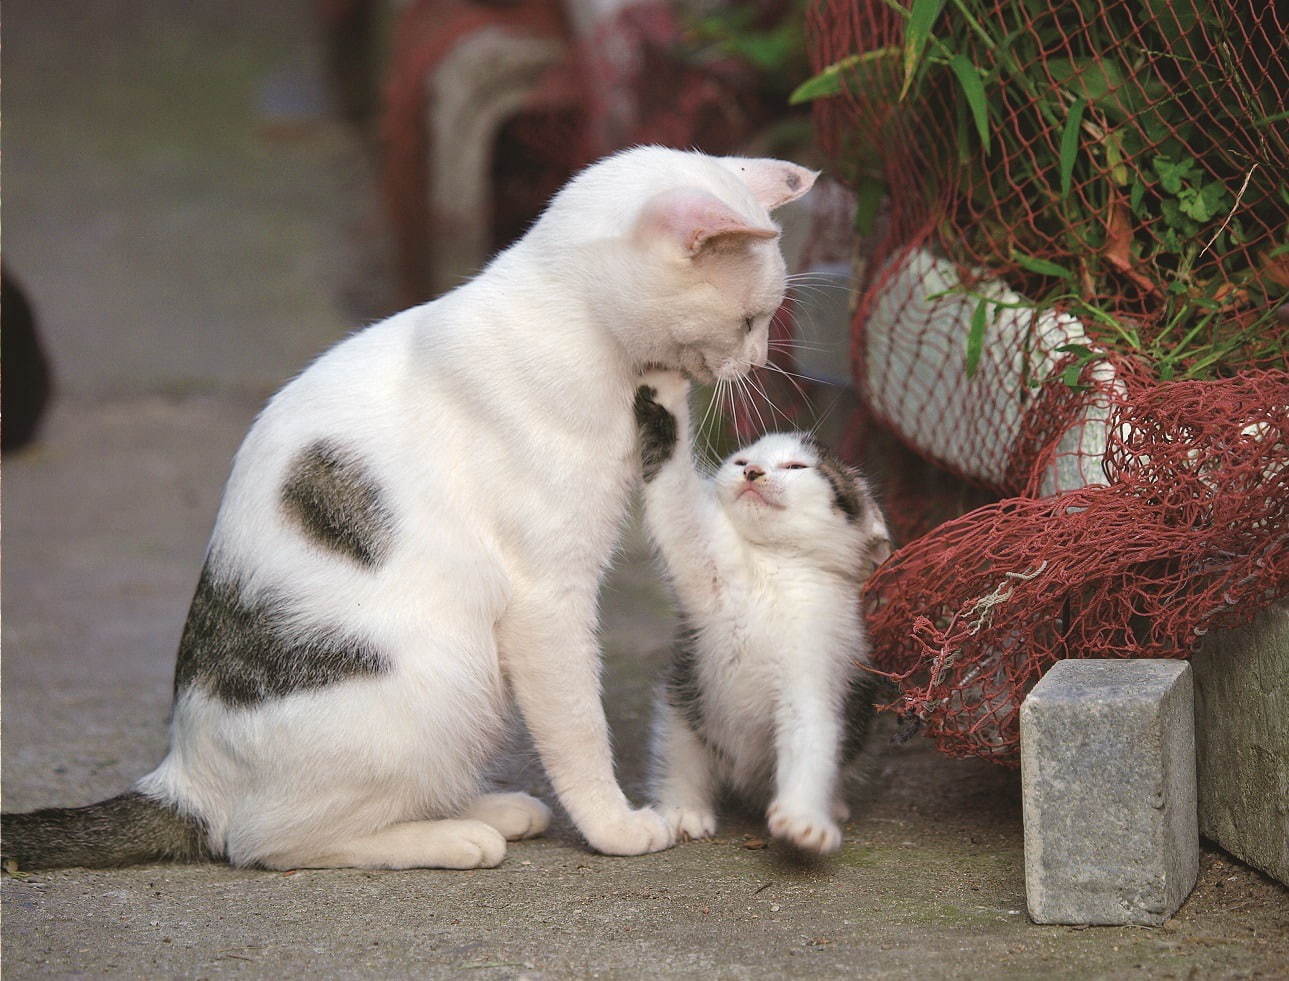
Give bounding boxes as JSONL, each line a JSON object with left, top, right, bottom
{"left": 663, "top": 618, "right": 705, "bottom": 732}
{"left": 806, "top": 439, "right": 864, "bottom": 523}
{"left": 174, "top": 560, "right": 388, "bottom": 706}
{"left": 281, "top": 440, "right": 393, "bottom": 567}
{"left": 634, "top": 386, "right": 678, "bottom": 483}
{"left": 785, "top": 171, "right": 801, "bottom": 191}
{"left": 1, "top": 792, "right": 211, "bottom": 870}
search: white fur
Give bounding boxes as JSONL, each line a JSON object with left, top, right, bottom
{"left": 134, "top": 148, "right": 816, "bottom": 869}
{"left": 638, "top": 371, "right": 890, "bottom": 855}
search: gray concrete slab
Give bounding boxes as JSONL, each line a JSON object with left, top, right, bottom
{"left": 2, "top": 1, "right": 1286, "bottom": 976}
{"left": 1021, "top": 660, "right": 1198, "bottom": 925}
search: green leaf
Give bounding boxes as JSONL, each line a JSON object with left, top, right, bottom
{"left": 1012, "top": 252, "right": 1075, "bottom": 280}
{"left": 965, "top": 296, "right": 989, "bottom": 377}
{"left": 900, "top": 0, "right": 946, "bottom": 100}
{"left": 1058, "top": 97, "right": 1086, "bottom": 200}
{"left": 948, "top": 53, "right": 991, "bottom": 153}
{"left": 1178, "top": 182, "right": 1230, "bottom": 222}
{"left": 789, "top": 47, "right": 901, "bottom": 104}
{"left": 1129, "top": 179, "right": 1146, "bottom": 214}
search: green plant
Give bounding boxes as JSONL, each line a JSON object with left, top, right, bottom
{"left": 793, "top": 0, "right": 1288, "bottom": 380}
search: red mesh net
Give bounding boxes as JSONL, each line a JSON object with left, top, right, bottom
{"left": 802, "top": 0, "right": 1289, "bottom": 762}
{"left": 864, "top": 368, "right": 1289, "bottom": 762}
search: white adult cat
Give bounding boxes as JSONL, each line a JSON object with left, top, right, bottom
{"left": 2, "top": 147, "right": 817, "bottom": 871}
{"left": 634, "top": 372, "right": 891, "bottom": 853}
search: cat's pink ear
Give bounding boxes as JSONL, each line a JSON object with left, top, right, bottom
{"left": 721, "top": 157, "right": 820, "bottom": 211}
{"left": 636, "top": 189, "right": 779, "bottom": 257}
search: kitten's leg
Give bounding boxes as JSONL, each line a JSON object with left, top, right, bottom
{"left": 259, "top": 819, "right": 507, "bottom": 870}
{"left": 767, "top": 669, "right": 845, "bottom": 854}
{"left": 458, "top": 792, "right": 551, "bottom": 841}
{"left": 499, "top": 600, "right": 673, "bottom": 857}
{"left": 635, "top": 374, "right": 731, "bottom": 614}
{"left": 650, "top": 697, "right": 718, "bottom": 841}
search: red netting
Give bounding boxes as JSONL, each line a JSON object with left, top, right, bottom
{"left": 863, "top": 368, "right": 1289, "bottom": 763}
{"left": 802, "top": 0, "right": 1289, "bottom": 762}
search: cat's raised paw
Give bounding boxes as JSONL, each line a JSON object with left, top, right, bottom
{"left": 582, "top": 806, "right": 675, "bottom": 856}
{"left": 766, "top": 800, "right": 842, "bottom": 854}
{"left": 658, "top": 804, "right": 717, "bottom": 842}
{"left": 637, "top": 369, "right": 691, "bottom": 414}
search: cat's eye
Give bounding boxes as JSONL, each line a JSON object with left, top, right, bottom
{"left": 743, "top": 316, "right": 755, "bottom": 334}
{"left": 782, "top": 462, "right": 808, "bottom": 470}
{"left": 734, "top": 459, "right": 748, "bottom": 466}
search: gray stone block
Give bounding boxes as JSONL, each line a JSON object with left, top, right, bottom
{"left": 1192, "top": 604, "right": 1289, "bottom": 886}
{"left": 1020, "top": 659, "right": 1198, "bottom": 925}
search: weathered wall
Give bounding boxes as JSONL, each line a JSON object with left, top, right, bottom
{"left": 1192, "top": 604, "right": 1289, "bottom": 886}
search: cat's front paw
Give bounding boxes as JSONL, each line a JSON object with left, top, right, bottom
{"left": 766, "top": 799, "right": 842, "bottom": 854}
{"left": 637, "top": 369, "right": 691, "bottom": 416}
{"left": 657, "top": 803, "right": 717, "bottom": 842}
{"left": 580, "top": 806, "right": 675, "bottom": 856}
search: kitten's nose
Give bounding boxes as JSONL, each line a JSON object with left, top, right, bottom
{"left": 744, "top": 465, "right": 765, "bottom": 482}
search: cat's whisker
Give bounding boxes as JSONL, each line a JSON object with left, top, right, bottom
{"left": 744, "top": 370, "right": 798, "bottom": 431}
{"left": 737, "top": 374, "right": 773, "bottom": 437}
{"left": 759, "top": 361, "right": 815, "bottom": 416}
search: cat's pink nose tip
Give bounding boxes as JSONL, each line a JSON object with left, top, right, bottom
{"left": 744, "top": 466, "right": 765, "bottom": 482}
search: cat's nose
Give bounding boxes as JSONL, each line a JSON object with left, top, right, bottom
{"left": 744, "top": 465, "right": 765, "bottom": 482}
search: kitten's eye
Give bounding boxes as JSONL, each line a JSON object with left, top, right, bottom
{"left": 743, "top": 316, "right": 754, "bottom": 334}
{"left": 782, "top": 462, "right": 808, "bottom": 470}
{"left": 734, "top": 459, "right": 748, "bottom": 467}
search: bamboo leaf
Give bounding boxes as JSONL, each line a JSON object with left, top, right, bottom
{"left": 789, "top": 47, "right": 901, "bottom": 104}
{"left": 900, "top": 0, "right": 946, "bottom": 100}
{"left": 965, "top": 296, "right": 989, "bottom": 377}
{"left": 947, "top": 53, "right": 990, "bottom": 153}
{"left": 1059, "top": 97, "right": 1086, "bottom": 199}
{"left": 1012, "top": 252, "right": 1075, "bottom": 280}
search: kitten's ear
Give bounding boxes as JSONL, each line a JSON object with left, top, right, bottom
{"left": 721, "top": 157, "right": 820, "bottom": 211}
{"left": 635, "top": 189, "right": 778, "bottom": 258}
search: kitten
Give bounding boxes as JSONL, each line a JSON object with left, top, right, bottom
{"left": 2, "top": 147, "right": 818, "bottom": 871}
{"left": 634, "top": 371, "right": 891, "bottom": 853}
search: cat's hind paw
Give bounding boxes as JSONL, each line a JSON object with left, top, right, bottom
{"left": 459, "top": 792, "right": 552, "bottom": 841}
{"left": 658, "top": 804, "right": 717, "bottom": 842}
{"left": 766, "top": 799, "right": 842, "bottom": 855}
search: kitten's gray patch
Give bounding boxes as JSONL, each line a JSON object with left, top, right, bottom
{"left": 281, "top": 439, "right": 393, "bottom": 567}
{"left": 634, "top": 385, "right": 678, "bottom": 483}
{"left": 174, "top": 560, "right": 388, "bottom": 706}
{"left": 807, "top": 439, "right": 863, "bottom": 523}
{"left": 785, "top": 171, "right": 801, "bottom": 191}
{"left": 664, "top": 618, "right": 706, "bottom": 733}
{"left": 843, "top": 672, "right": 896, "bottom": 762}
{"left": 1, "top": 792, "right": 211, "bottom": 870}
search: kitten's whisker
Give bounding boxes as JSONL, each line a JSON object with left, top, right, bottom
{"left": 805, "top": 388, "right": 848, "bottom": 443}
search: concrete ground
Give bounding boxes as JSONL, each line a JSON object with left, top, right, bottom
{"left": 3, "top": 2, "right": 1286, "bottom": 978}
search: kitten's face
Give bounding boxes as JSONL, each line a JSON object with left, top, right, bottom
{"left": 715, "top": 433, "right": 892, "bottom": 574}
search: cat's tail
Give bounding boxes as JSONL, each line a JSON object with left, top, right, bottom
{"left": 2, "top": 792, "right": 212, "bottom": 870}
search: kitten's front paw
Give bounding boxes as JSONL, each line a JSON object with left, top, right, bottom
{"left": 767, "top": 799, "right": 842, "bottom": 854}
{"left": 657, "top": 804, "right": 717, "bottom": 842}
{"left": 637, "top": 369, "right": 691, "bottom": 415}
{"left": 581, "top": 807, "right": 675, "bottom": 856}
